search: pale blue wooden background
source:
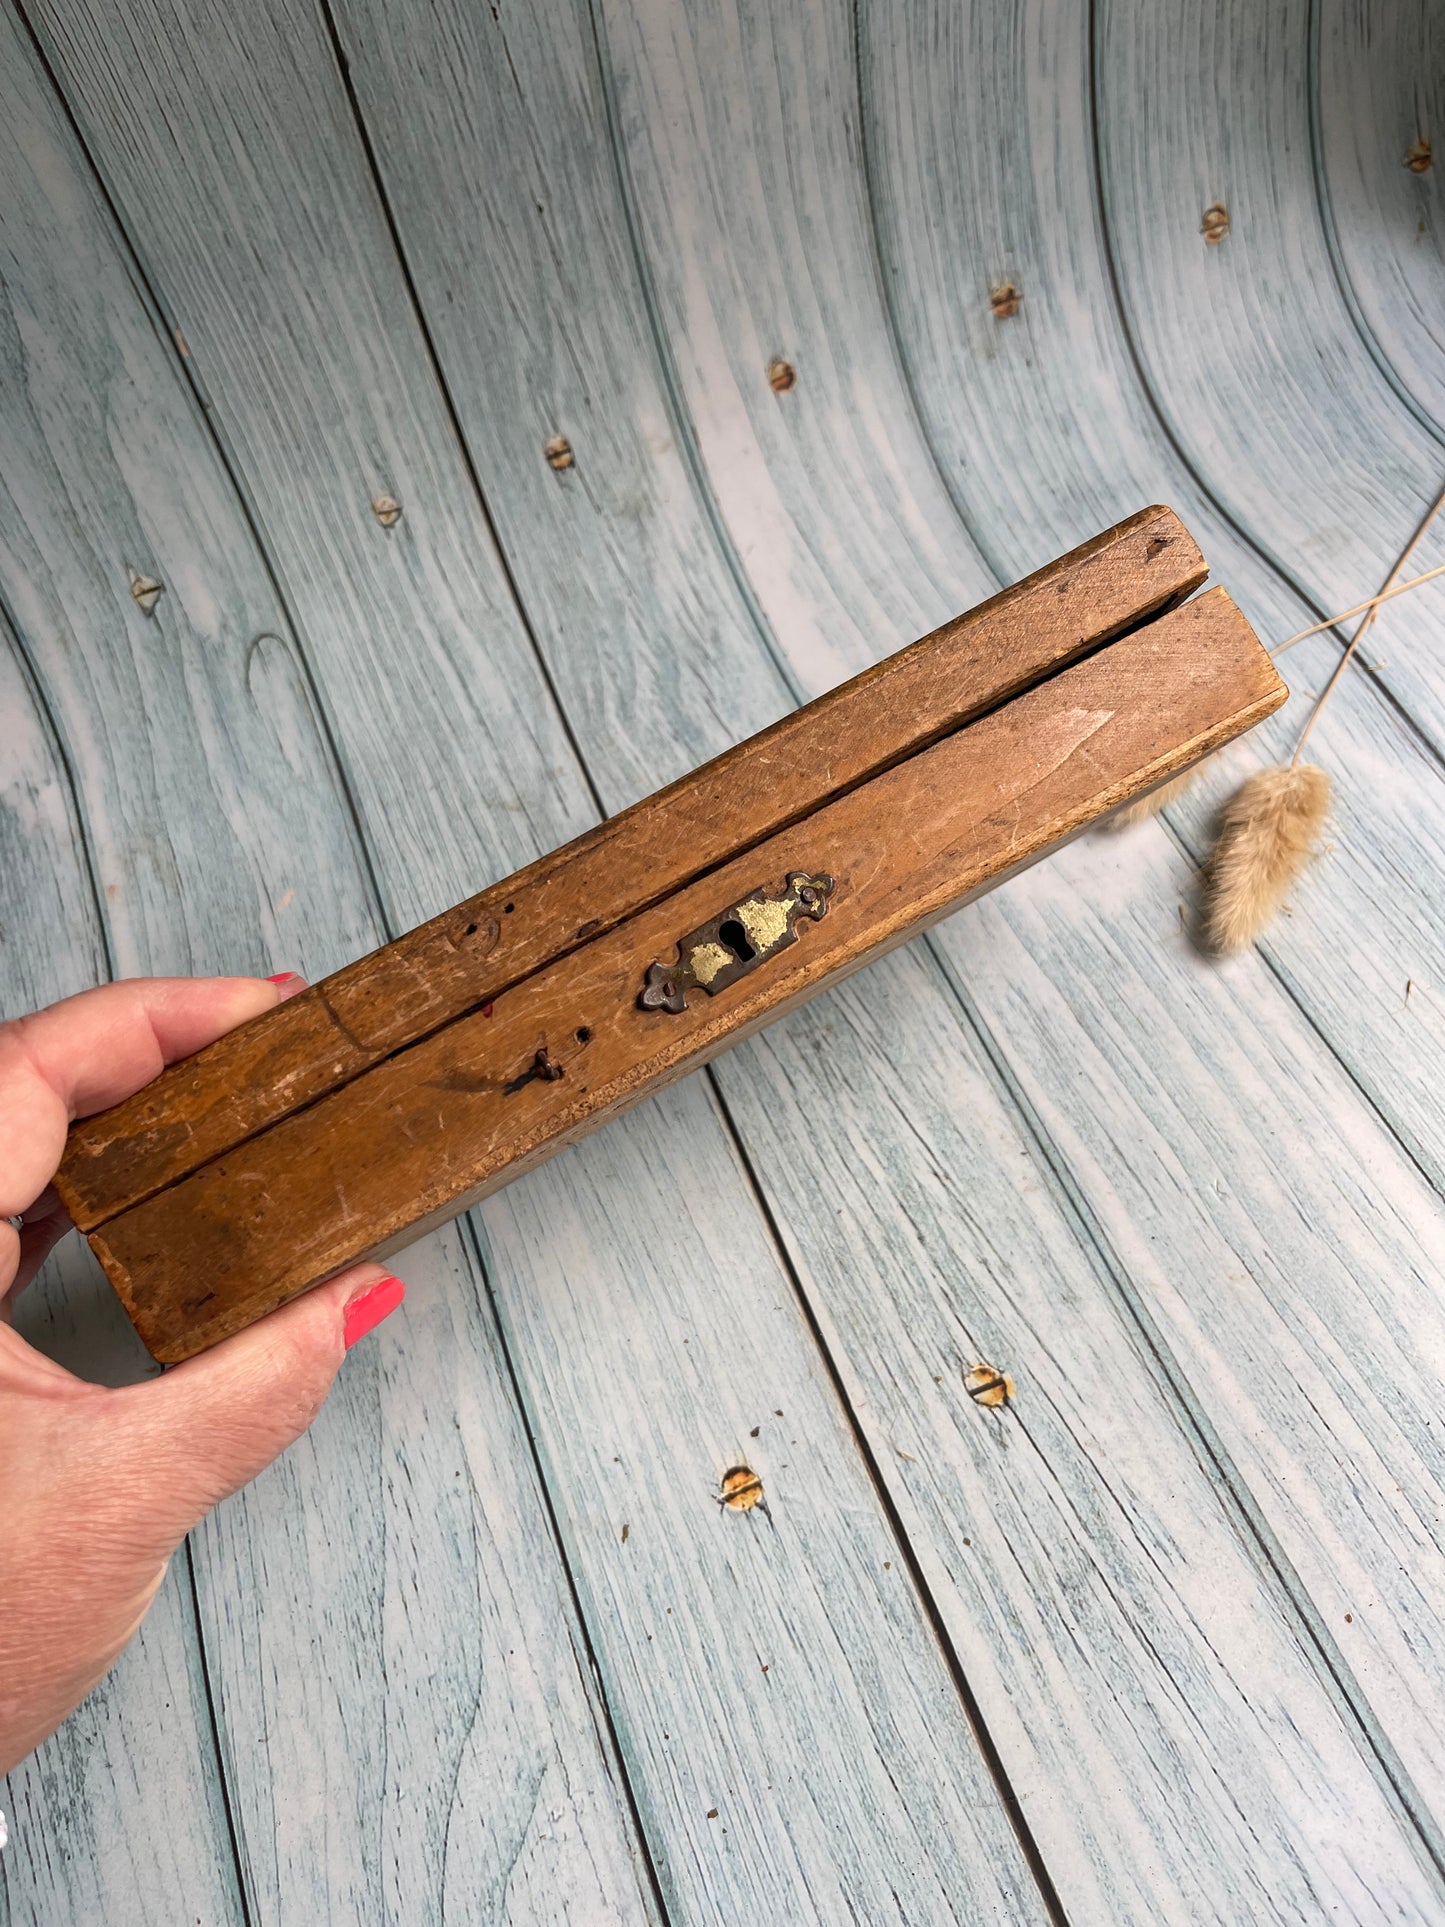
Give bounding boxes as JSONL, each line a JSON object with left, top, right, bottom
{"left": 2, "top": 0, "right": 1444, "bottom": 1921}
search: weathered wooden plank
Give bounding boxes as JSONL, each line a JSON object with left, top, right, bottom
{"left": 0, "top": 19, "right": 661, "bottom": 1920}
{"left": 860, "top": 0, "right": 1445, "bottom": 1854}
{"left": 1314, "top": 0, "right": 1445, "bottom": 433}
{"left": 93, "top": 590, "right": 1281, "bottom": 1362}
{"left": 1064, "top": 0, "right": 1445, "bottom": 1834}
{"left": 1093, "top": 0, "right": 1445, "bottom": 755}
{"left": 60, "top": 504, "right": 1204, "bottom": 1233}
{"left": 854, "top": 0, "right": 1172, "bottom": 576}
{"left": 0, "top": 628, "right": 104, "bottom": 1013}
{"left": 713, "top": 937, "right": 1445, "bottom": 1924}
{"left": 29, "top": 0, "right": 1058, "bottom": 1912}
{"left": 475, "top": 1077, "right": 1049, "bottom": 1926}
{"left": 0, "top": 617, "right": 243, "bottom": 1927}
{"left": 936, "top": 816, "right": 1445, "bottom": 1845}
{"left": 331, "top": 0, "right": 794, "bottom": 814}
{"left": 191, "top": 1228, "right": 661, "bottom": 1926}
{"left": 857, "top": 0, "right": 1445, "bottom": 1192}
{"left": 0, "top": 88, "right": 373, "bottom": 981}
{"left": 29, "top": 0, "right": 599, "bottom": 919}
{"left": 594, "top": 0, "right": 1001, "bottom": 678}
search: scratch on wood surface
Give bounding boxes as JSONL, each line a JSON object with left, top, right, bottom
{"left": 314, "top": 983, "right": 369, "bottom": 1059}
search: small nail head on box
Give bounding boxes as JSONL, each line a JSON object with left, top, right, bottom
{"left": 371, "top": 494, "right": 403, "bottom": 528}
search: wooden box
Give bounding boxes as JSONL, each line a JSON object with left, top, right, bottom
{"left": 56, "top": 508, "right": 1285, "bottom": 1361}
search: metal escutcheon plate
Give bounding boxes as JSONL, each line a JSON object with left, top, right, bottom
{"left": 639, "top": 872, "right": 834, "bottom": 1013}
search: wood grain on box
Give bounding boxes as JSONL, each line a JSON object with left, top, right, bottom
{"left": 55, "top": 505, "right": 1203, "bottom": 1231}
{"left": 82, "top": 583, "right": 1281, "bottom": 1360}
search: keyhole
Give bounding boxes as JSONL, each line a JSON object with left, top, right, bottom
{"left": 717, "top": 917, "right": 756, "bottom": 963}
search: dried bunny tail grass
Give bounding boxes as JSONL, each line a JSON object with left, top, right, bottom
{"left": 1203, "top": 765, "right": 1331, "bottom": 954}
{"left": 1110, "top": 757, "right": 1214, "bottom": 829}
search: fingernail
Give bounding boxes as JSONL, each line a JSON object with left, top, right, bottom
{"left": 267, "top": 972, "right": 306, "bottom": 1000}
{"left": 343, "top": 1274, "right": 406, "bottom": 1349}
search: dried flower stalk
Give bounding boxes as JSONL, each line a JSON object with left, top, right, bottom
{"left": 1204, "top": 766, "right": 1331, "bottom": 954}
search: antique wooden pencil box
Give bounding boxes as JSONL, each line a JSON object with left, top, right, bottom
{"left": 57, "top": 508, "right": 1286, "bottom": 1362}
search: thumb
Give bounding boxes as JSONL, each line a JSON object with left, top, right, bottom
{"left": 113, "top": 1264, "right": 405, "bottom": 1549}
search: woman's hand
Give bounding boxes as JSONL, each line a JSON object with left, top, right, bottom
{"left": 0, "top": 976, "right": 404, "bottom": 1775}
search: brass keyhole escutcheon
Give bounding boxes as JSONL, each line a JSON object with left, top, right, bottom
{"left": 639, "top": 872, "right": 834, "bottom": 1013}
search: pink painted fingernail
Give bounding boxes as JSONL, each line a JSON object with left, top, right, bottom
{"left": 267, "top": 971, "right": 306, "bottom": 1000}
{"left": 343, "top": 1274, "right": 406, "bottom": 1348}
